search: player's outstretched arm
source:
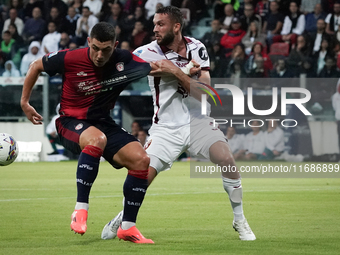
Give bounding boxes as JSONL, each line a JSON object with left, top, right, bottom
{"left": 150, "top": 59, "right": 210, "bottom": 101}
{"left": 20, "top": 58, "right": 45, "bottom": 125}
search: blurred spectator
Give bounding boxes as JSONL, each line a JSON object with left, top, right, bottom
{"left": 245, "top": 42, "right": 272, "bottom": 75}
{"left": 130, "top": 21, "right": 149, "bottom": 50}
{"left": 248, "top": 56, "right": 267, "bottom": 77}
{"left": 273, "top": 1, "right": 305, "bottom": 46}
{"left": 318, "top": 55, "right": 340, "bottom": 77}
{"left": 226, "top": 43, "right": 247, "bottom": 79}
{"left": 209, "top": 40, "right": 228, "bottom": 77}
{"left": 146, "top": 2, "right": 164, "bottom": 31}
{"left": 69, "top": 0, "right": 84, "bottom": 14}
{"left": 131, "top": 6, "right": 147, "bottom": 25}
{"left": 236, "top": 120, "right": 265, "bottom": 160}
{"left": 300, "top": 57, "right": 317, "bottom": 77}
{"left": 255, "top": 0, "right": 270, "bottom": 20}
{"left": 270, "top": 58, "right": 295, "bottom": 78}
{"left": 310, "top": 19, "right": 330, "bottom": 54}
{"left": 262, "top": 0, "right": 284, "bottom": 46}
{"left": 3, "top": 8, "right": 24, "bottom": 35}
{"left": 137, "top": 129, "right": 148, "bottom": 146}
{"left": 201, "top": 19, "right": 224, "bottom": 54}
{"left": 2, "top": 60, "right": 20, "bottom": 77}
{"left": 7, "top": 0, "right": 24, "bottom": 20}
{"left": 23, "top": 0, "right": 44, "bottom": 21}
{"left": 69, "top": 41, "right": 78, "bottom": 50}
{"left": 300, "top": 0, "right": 321, "bottom": 14}
{"left": 102, "top": 2, "right": 134, "bottom": 42}
{"left": 241, "top": 20, "right": 266, "bottom": 55}
{"left": 219, "top": 4, "right": 235, "bottom": 32}
{"left": 225, "top": 126, "right": 245, "bottom": 159}
{"left": 43, "top": 0, "right": 68, "bottom": 21}
{"left": 214, "top": 0, "right": 240, "bottom": 21}
{"left": 20, "top": 41, "right": 43, "bottom": 76}
{"left": 131, "top": 121, "right": 141, "bottom": 138}
{"left": 120, "top": 40, "right": 132, "bottom": 51}
{"left": 124, "top": 0, "right": 147, "bottom": 15}
{"left": 220, "top": 17, "right": 246, "bottom": 54}
{"left": 58, "top": 32, "right": 71, "bottom": 50}
{"left": 331, "top": 79, "right": 340, "bottom": 151}
{"left": 46, "top": 7, "right": 67, "bottom": 33}
{"left": 237, "top": 0, "right": 254, "bottom": 16}
{"left": 239, "top": 3, "right": 261, "bottom": 32}
{"left": 144, "top": 0, "right": 170, "bottom": 19}
{"left": 305, "top": 3, "right": 326, "bottom": 34}
{"left": 0, "top": 30, "right": 15, "bottom": 63}
{"left": 63, "top": 6, "right": 81, "bottom": 37}
{"left": 8, "top": 23, "right": 23, "bottom": 49}
{"left": 325, "top": 2, "right": 340, "bottom": 35}
{"left": 83, "top": 0, "right": 103, "bottom": 17}
{"left": 100, "top": 0, "right": 115, "bottom": 20}
{"left": 75, "top": 6, "right": 98, "bottom": 46}
{"left": 172, "top": 0, "right": 207, "bottom": 23}
{"left": 258, "top": 120, "right": 285, "bottom": 160}
{"left": 286, "top": 35, "right": 310, "bottom": 75}
{"left": 22, "top": 6, "right": 46, "bottom": 44}
{"left": 313, "top": 38, "right": 333, "bottom": 75}
{"left": 40, "top": 21, "right": 61, "bottom": 55}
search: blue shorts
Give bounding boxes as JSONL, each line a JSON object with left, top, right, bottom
{"left": 55, "top": 116, "right": 138, "bottom": 168}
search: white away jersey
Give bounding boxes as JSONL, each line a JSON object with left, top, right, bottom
{"left": 133, "top": 37, "right": 210, "bottom": 127}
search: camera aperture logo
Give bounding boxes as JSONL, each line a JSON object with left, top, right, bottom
{"left": 199, "top": 84, "right": 312, "bottom": 128}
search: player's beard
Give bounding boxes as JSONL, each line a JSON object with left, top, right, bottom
{"left": 157, "top": 30, "right": 175, "bottom": 46}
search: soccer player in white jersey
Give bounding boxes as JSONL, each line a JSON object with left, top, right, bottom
{"left": 102, "top": 6, "right": 256, "bottom": 241}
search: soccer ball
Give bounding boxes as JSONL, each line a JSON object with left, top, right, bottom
{"left": 0, "top": 133, "right": 19, "bottom": 166}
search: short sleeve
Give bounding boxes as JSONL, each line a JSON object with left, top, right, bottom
{"left": 42, "top": 50, "right": 68, "bottom": 76}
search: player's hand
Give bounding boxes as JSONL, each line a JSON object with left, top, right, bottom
{"left": 149, "top": 59, "right": 178, "bottom": 76}
{"left": 188, "top": 60, "right": 201, "bottom": 76}
{"left": 21, "top": 103, "right": 43, "bottom": 125}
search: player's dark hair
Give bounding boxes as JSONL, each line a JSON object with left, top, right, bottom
{"left": 90, "top": 22, "right": 116, "bottom": 42}
{"left": 156, "top": 6, "right": 184, "bottom": 31}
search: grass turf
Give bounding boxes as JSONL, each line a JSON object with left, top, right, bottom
{"left": 0, "top": 161, "right": 339, "bottom": 255}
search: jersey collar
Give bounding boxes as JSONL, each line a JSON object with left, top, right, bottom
{"left": 159, "top": 36, "right": 197, "bottom": 60}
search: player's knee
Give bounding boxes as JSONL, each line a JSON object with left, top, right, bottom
{"left": 87, "top": 134, "right": 107, "bottom": 150}
{"left": 132, "top": 152, "right": 150, "bottom": 170}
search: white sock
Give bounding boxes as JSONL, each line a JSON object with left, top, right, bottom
{"left": 75, "top": 202, "right": 89, "bottom": 211}
{"left": 222, "top": 177, "right": 245, "bottom": 222}
{"left": 121, "top": 221, "right": 135, "bottom": 230}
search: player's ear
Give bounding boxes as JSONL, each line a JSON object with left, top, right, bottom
{"left": 174, "top": 23, "right": 181, "bottom": 33}
{"left": 87, "top": 37, "right": 91, "bottom": 46}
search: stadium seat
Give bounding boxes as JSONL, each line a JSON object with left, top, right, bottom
{"left": 269, "top": 43, "right": 290, "bottom": 56}
{"left": 268, "top": 43, "right": 290, "bottom": 64}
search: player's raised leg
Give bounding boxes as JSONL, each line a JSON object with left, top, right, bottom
{"left": 209, "top": 141, "right": 256, "bottom": 241}
{"left": 71, "top": 126, "right": 106, "bottom": 235}
{"left": 101, "top": 166, "right": 158, "bottom": 240}
{"left": 112, "top": 141, "right": 154, "bottom": 243}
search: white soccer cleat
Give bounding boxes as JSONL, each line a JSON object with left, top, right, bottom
{"left": 101, "top": 210, "right": 123, "bottom": 240}
{"left": 233, "top": 218, "right": 256, "bottom": 241}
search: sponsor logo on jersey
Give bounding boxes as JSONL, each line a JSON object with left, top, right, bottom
{"left": 134, "top": 50, "right": 143, "bottom": 57}
{"left": 75, "top": 123, "right": 83, "bottom": 130}
{"left": 48, "top": 51, "right": 58, "bottom": 58}
{"left": 77, "top": 71, "right": 87, "bottom": 76}
{"left": 116, "top": 62, "right": 124, "bottom": 71}
{"left": 198, "top": 47, "right": 208, "bottom": 61}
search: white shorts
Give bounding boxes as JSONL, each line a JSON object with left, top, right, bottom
{"left": 145, "top": 115, "right": 227, "bottom": 173}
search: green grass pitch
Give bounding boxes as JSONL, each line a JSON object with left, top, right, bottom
{"left": 0, "top": 161, "right": 339, "bottom": 255}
